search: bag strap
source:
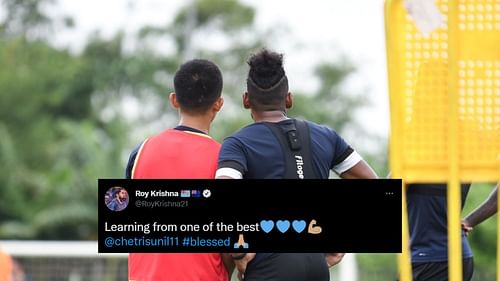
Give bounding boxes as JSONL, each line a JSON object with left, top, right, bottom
{"left": 264, "top": 119, "right": 319, "bottom": 179}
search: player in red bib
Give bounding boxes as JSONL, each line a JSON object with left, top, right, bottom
{"left": 126, "top": 59, "right": 232, "bottom": 281}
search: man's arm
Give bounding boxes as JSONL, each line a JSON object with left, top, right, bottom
{"left": 216, "top": 137, "right": 246, "bottom": 179}
{"left": 340, "top": 160, "right": 378, "bottom": 179}
{"left": 462, "top": 184, "right": 498, "bottom": 234}
{"left": 221, "top": 253, "right": 235, "bottom": 280}
{"left": 215, "top": 166, "right": 243, "bottom": 179}
{"left": 325, "top": 253, "right": 345, "bottom": 267}
{"left": 229, "top": 253, "right": 256, "bottom": 281}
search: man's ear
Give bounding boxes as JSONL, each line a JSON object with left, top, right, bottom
{"left": 212, "top": 96, "right": 224, "bottom": 112}
{"left": 169, "top": 92, "right": 180, "bottom": 109}
{"left": 243, "top": 92, "right": 251, "bottom": 109}
{"left": 285, "top": 92, "right": 293, "bottom": 109}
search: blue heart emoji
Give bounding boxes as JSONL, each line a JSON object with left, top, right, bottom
{"left": 260, "top": 220, "right": 274, "bottom": 233}
{"left": 276, "top": 220, "right": 290, "bottom": 233}
{"left": 292, "top": 220, "right": 306, "bottom": 233}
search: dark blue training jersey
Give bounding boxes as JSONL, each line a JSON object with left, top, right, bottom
{"left": 217, "top": 119, "right": 360, "bottom": 179}
{"left": 216, "top": 118, "right": 362, "bottom": 268}
{"left": 407, "top": 183, "right": 473, "bottom": 263}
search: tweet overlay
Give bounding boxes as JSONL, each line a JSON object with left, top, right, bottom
{"left": 98, "top": 179, "right": 402, "bottom": 253}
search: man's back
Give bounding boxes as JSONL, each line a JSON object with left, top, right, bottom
{"left": 218, "top": 119, "right": 360, "bottom": 179}
{"left": 128, "top": 127, "right": 226, "bottom": 281}
{"left": 217, "top": 119, "right": 365, "bottom": 281}
{"left": 216, "top": 49, "right": 377, "bottom": 281}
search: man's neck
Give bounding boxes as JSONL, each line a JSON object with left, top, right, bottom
{"left": 178, "top": 115, "right": 211, "bottom": 134}
{"left": 251, "top": 110, "right": 289, "bottom": 123}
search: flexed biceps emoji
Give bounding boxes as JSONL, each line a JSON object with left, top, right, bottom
{"left": 307, "top": 219, "right": 322, "bottom": 234}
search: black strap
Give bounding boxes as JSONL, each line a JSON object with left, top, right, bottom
{"left": 264, "top": 119, "right": 319, "bottom": 179}
{"left": 295, "top": 120, "right": 318, "bottom": 178}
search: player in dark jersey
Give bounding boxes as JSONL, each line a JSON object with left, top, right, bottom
{"left": 216, "top": 49, "right": 378, "bottom": 281}
{"left": 406, "top": 183, "right": 474, "bottom": 281}
{"left": 409, "top": 182, "right": 499, "bottom": 281}
{"left": 126, "top": 59, "right": 232, "bottom": 281}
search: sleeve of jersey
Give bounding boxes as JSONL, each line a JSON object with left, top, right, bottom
{"left": 125, "top": 143, "right": 142, "bottom": 179}
{"left": 216, "top": 137, "right": 247, "bottom": 179}
{"left": 329, "top": 130, "right": 362, "bottom": 175}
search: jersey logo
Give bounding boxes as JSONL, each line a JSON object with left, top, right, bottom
{"left": 295, "top": 155, "right": 304, "bottom": 179}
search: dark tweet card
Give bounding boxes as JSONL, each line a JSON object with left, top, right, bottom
{"left": 99, "top": 179, "right": 402, "bottom": 253}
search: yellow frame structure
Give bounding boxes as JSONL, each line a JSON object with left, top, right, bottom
{"left": 385, "top": 0, "right": 500, "bottom": 280}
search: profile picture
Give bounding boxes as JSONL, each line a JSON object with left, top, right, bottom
{"left": 105, "top": 186, "right": 129, "bottom": 211}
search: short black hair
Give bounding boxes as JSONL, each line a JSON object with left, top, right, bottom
{"left": 246, "top": 49, "right": 289, "bottom": 110}
{"left": 174, "top": 59, "right": 223, "bottom": 113}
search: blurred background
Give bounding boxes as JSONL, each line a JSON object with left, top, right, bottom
{"left": 0, "top": 0, "right": 496, "bottom": 280}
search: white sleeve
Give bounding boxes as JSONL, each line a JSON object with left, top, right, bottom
{"left": 332, "top": 151, "right": 362, "bottom": 174}
{"left": 215, "top": 167, "right": 243, "bottom": 179}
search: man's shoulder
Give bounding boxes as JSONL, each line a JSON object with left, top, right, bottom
{"left": 300, "top": 120, "right": 344, "bottom": 144}
{"left": 225, "top": 123, "right": 266, "bottom": 139}
{"left": 302, "top": 120, "right": 335, "bottom": 133}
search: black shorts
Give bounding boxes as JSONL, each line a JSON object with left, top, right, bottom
{"left": 244, "top": 253, "right": 329, "bottom": 281}
{"left": 411, "top": 257, "right": 474, "bottom": 281}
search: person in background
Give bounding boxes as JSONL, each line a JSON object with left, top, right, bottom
{"left": 403, "top": 61, "right": 495, "bottom": 281}
{"left": 406, "top": 182, "right": 474, "bottom": 281}
{"left": 0, "top": 246, "right": 26, "bottom": 281}
{"left": 0, "top": 246, "right": 13, "bottom": 281}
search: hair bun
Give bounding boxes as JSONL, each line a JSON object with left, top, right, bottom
{"left": 248, "top": 49, "right": 285, "bottom": 88}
